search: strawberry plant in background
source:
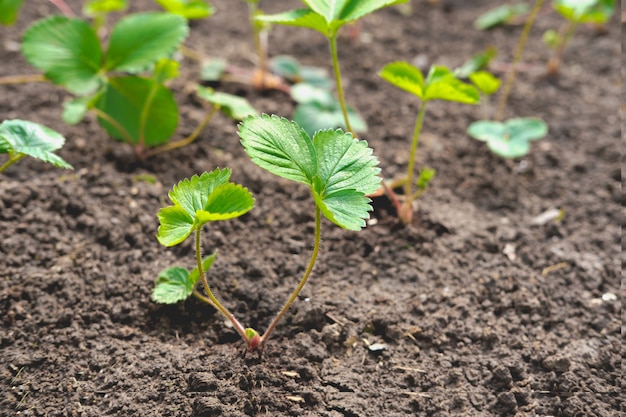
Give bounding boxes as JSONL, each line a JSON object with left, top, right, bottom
{"left": 544, "top": 0, "right": 615, "bottom": 74}
{"left": 258, "top": 0, "right": 407, "bottom": 136}
{"left": 154, "top": 115, "right": 380, "bottom": 352}
{"left": 0, "top": 119, "right": 73, "bottom": 173}
{"left": 379, "top": 62, "right": 479, "bottom": 225}
{"left": 18, "top": 11, "right": 256, "bottom": 160}
{"left": 0, "top": 0, "right": 24, "bottom": 25}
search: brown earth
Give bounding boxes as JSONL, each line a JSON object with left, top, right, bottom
{"left": 0, "top": 1, "right": 622, "bottom": 416}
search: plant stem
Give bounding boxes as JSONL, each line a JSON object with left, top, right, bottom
{"left": 0, "top": 74, "right": 47, "bottom": 85}
{"left": 494, "top": 0, "right": 544, "bottom": 121}
{"left": 0, "top": 153, "right": 25, "bottom": 174}
{"left": 145, "top": 105, "right": 219, "bottom": 158}
{"left": 194, "top": 228, "right": 249, "bottom": 344}
{"left": 260, "top": 206, "right": 322, "bottom": 349}
{"left": 401, "top": 102, "right": 427, "bottom": 224}
{"left": 547, "top": 20, "right": 578, "bottom": 75}
{"left": 192, "top": 289, "right": 217, "bottom": 308}
{"left": 329, "top": 33, "right": 354, "bottom": 136}
{"left": 248, "top": 1, "right": 269, "bottom": 88}
{"left": 138, "top": 83, "right": 159, "bottom": 150}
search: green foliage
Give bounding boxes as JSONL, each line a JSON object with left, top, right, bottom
{"left": 157, "top": 168, "right": 254, "bottom": 246}
{"left": 467, "top": 118, "right": 548, "bottom": 158}
{"left": 84, "top": 0, "right": 128, "bottom": 16}
{"left": 95, "top": 76, "right": 179, "bottom": 146}
{"left": 553, "top": 0, "right": 615, "bottom": 23}
{"left": 291, "top": 83, "right": 366, "bottom": 137}
{"left": 0, "top": 119, "right": 73, "bottom": 173}
{"left": 21, "top": 16, "right": 103, "bottom": 95}
{"left": 155, "top": 0, "right": 215, "bottom": 19}
{"left": 152, "top": 253, "right": 216, "bottom": 303}
{"left": 416, "top": 167, "right": 436, "bottom": 191}
{"left": 238, "top": 115, "right": 380, "bottom": 230}
{"left": 105, "top": 12, "right": 188, "bottom": 72}
{"left": 257, "top": 0, "right": 407, "bottom": 37}
{"left": 474, "top": 3, "right": 529, "bottom": 30}
{"left": 469, "top": 71, "right": 501, "bottom": 96}
{"left": 20, "top": 13, "right": 194, "bottom": 155}
{"left": 269, "top": 55, "right": 330, "bottom": 88}
{"left": 0, "top": 0, "right": 24, "bottom": 25}
{"left": 196, "top": 86, "right": 257, "bottom": 120}
{"left": 454, "top": 47, "right": 497, "bottom": 79}
{"left": 200, "top": 59, "right": 227, "bottom": 81}
{"left": 380, "top": 62, "right": 480, "bottom": 104}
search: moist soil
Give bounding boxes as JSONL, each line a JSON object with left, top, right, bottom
{"left": 0, "top": 1, "right": 622, "bottom": 416}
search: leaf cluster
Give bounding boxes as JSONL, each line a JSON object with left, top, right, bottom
{"left": 467, "top": 118, "right": 548, "bottom": 158}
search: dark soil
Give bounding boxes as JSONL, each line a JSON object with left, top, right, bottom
{"left": 1, "top": 1, "right": 622, "bottom": 416}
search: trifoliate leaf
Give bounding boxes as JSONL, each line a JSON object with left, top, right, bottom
{"left": 0, "top": 120, "right": 73, "bottom": 169}
{"left": 21, "top": 16, "right": 102, "bottom": 95}
{"left": 303, "top": 0, "right": 408, "bottom": 26}
{"left": 157, "top": 169, "right": 254, "bottom": 246}
{"left": 238, "top": 114, "right": 317, "bottom": 185}
{"left": 239, "top": 115, "right": 380, "bottom": 230}
{"left": 467, "top": 118, "right": 548, "bottom": 159}
{"left": 105, "top": 12, "right": 188, "bottom": 72}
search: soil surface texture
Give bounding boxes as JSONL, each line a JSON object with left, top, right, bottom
{"left": 0, "top": 1, "right": 622, "bottom": 416}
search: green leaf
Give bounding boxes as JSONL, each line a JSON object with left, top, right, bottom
{"left": 105, "top": 12, "right": 188, "bottom": 72}
{"left": 196, "top": 183, "right": 256, "bottom": 222}
{"left": 469, "top": 71, "right": 501, "bottom": 95}
{"left": 0, "top": 0, "right": 24, "bottom": 25}
{"left": 554, "top": 0, "right": 615, "bottom": 23}
{"left": 157, "top": 169, "right": 254, "bottom": 246}
{"left": 416, "top": 167, "right": 435, "bottom": 190}
{"left": 303, "top": 0, "right": 408, "bottom": 25}
{"left": 200, "top": 58, "right": 227, "bottom": 81}
{"left": 454, "top": 47, "right": 498, "bottom": 78}
{"left": 196, "top": 86, "right": 257, "bottom": 120}
{"left": 155, "top": 0, "right": 214, "bottom": 19}
{"left": 21, "top": 16, "right": 102, "bottom": 95}
{"left": 467, "top": 118, "right": 548, "bottom": 158}
{"left": 256, "top": 8, "right": 328, "bottom": 35}
{"left": 153, "top": 58, "right": 180, "bottom": 83}
{"left": 83, "top": 0, "right": 127, "bottom": 16}
{"left": 152, "top": 252, "right": 216, "bottom": 303}
{"left": 474, "top": 3, "right": 529, "bottom": 30}
{"left": 238, "top": 114, "right": 317, "bottom": 185}
{"left": 239, "top": 115, "right": 380, "bottom": 230}
{"left": 0, "top": 120, "right": 73, "bottom": 169}
{"left": 62, "top": 96, "right": 92, "bottom": 125}
{"left": 152, "top": 266, "right": 193, "bottom": 303}
{"left": 379, "top": 61, "right": 425, "bottom": 98}
{"left": 423, "top": 66, "right": 480, "bottom": 103}
{"left": 381, "top": 62, "right": 479, "bottom": 104}
{"left": 293, "top": 99, "right": 367, "bottom": 137}
{"left": 95, "top": 76, "right": 179, "bottom": 146}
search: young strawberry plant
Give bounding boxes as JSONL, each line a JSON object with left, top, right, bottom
{"left": 154, "top": 115, "right": 380, "bottom": 352}
{"left": 379, "top": 62, "right": 479, "bottom": 224}
{"left": 544, "top": 0, "right": 615, "bottom": 75}
{"left": 467, "top": 118, "right": 548, "bottom": 158}
{"left": 0, "top": 119, "right": 73, "bottom": 173}
{"left": 258, "top": 0, "right": 407, "bottom": 135}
